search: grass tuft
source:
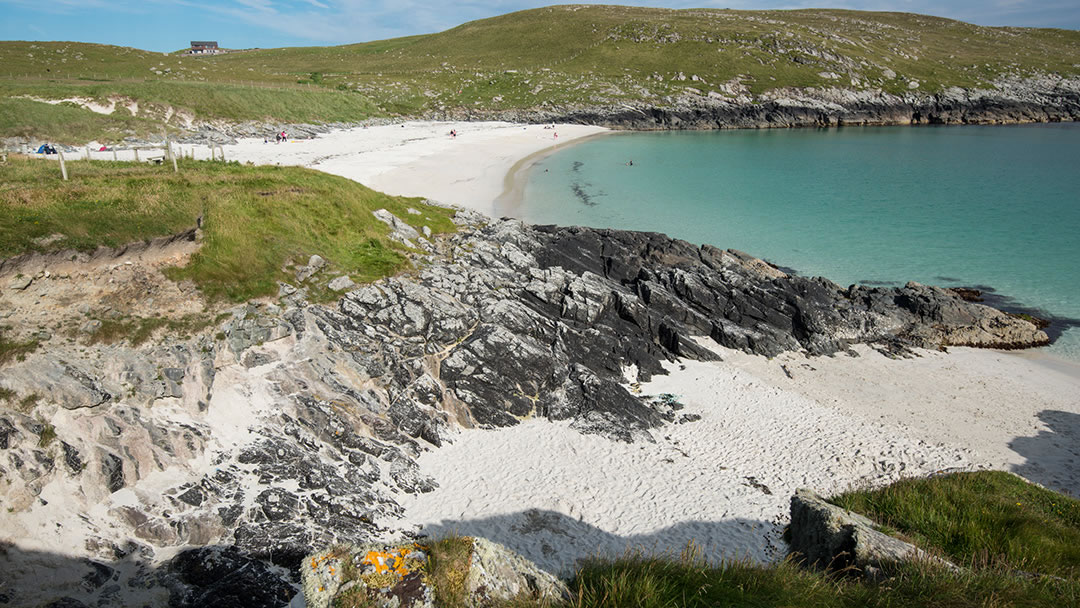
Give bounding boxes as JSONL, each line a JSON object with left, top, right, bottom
{"left": 426, "top": 535, "right": 475, "bottom": 608}
{"left": 0, "top": 327, "right": 40, "bottom": 365}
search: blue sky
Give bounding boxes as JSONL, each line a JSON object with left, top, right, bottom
{"left": 1, "top": 1, "right": 1077, "bottom": 52}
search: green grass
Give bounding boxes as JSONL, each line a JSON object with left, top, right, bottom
{"left": 85, "top": 313, "right": 224, "bottom": 346}
{"left": 0, "top": 157, "right": 456, "bottom": 301}
{"left": 3, "top": 8, "right": 1079, "bottom": 143}
{"left": 0, "top": 81, "right": 380, "bottom": 144}
{"left": 0, "top": 326, "right": 39, "bottom": 364}
{"left": 556, "top": 551, "right": 1078, "bottom": 608}
{"left": 831, "top": 471, "right": 1080, "bottom": 578}
{"left": 36, "top": 421, "right": 56, "bottom": 447}
{"left": 426, "top": 535, "right": 475, "bottom": 608}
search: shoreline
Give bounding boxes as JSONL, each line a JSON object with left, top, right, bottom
{"left": 221, "top": 121, "right": 607, "bottom": 216}
{"left": 493, "top": 130, "right": 614, "bottom": 216}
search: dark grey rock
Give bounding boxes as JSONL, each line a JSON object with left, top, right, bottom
{"left": 100, "top": 451, "right": 124, "bottom": 493}
{"left": 61, "top": 441, "right": 84, "bottom": 474}
{"left": 167, "top": 546, "right": 295, "bottom": 608}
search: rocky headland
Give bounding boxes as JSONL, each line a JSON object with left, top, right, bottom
{"left": 545, "top": 75, "right": 1080, "bottom": 129}
{"left": 0, "top": 208, "right": 1052, "bottom": 606}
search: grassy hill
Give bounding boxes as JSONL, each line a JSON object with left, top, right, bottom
{"left": 2, "top": 5, "right": 1079, "bottom": 142}
{"left": 0, "top": 156, "right": 455, "bottom": 301}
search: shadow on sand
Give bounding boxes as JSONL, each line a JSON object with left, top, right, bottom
{"left": 418, "top": 510, "right": 782, "bottom": 577}
{"left": 1008, "top": 409, "right": 1080, "bottom": 497}
{"left": 0, "top": 511, "right": 780, "bottom": 607}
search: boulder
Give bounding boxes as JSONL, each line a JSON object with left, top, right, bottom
{"left": 303, "top": 537, "right": 568, "bottom": 608}
{"left": 787, "top": 489, "right": 957, "bottom": 576}
{"left": 374, "top": 209, "right": 421, "bottom": 247}
{"left": 295, "top": 254, "right": 326, "bottom": 283}
{"left": 328, "top": 275, "right": 356, "bottom": 292}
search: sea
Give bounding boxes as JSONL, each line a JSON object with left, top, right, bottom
{"left": 510, "top": 123, "right": 1080, "bottom": 361}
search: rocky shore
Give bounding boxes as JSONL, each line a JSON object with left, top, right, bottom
{"left": 431, "top": 75, "right": 1080, "bottom": 130}
{"left": 0, "top": 210, "right": 1052, "bottom": 606}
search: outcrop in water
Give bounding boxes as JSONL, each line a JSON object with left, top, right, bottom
{"left": 0, "top": 211, "right": 1048, "bottom": 606}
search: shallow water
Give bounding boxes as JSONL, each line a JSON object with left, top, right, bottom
{"left": 513, "top": 123, "right": 1080, "bottom": 359}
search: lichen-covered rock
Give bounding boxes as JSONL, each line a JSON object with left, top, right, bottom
{"left": 302, "top": 537, "right": 567, "bottom": 608}
{"left": 466, "top": 537, "right": 569, "bottom": 605}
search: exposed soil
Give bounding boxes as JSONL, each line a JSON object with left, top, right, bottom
{"left": 0, "top": 230, "right": 211, "bottom": 346}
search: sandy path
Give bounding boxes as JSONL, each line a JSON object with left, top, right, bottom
{"left": 222, "top": 122, "right": 607, "bottom": 215}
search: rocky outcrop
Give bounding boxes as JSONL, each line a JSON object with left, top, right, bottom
{"left": 302, "top": 537, "right": 568, "bottom": 608}
{"left": 0, "top": 211, "right": 1048, "bottom": 606}
{"left": 787, "top": 489, "right": 957, "bottom": 577}
{"left": 466, "top": 76, "right": 1080, "bottom": 130}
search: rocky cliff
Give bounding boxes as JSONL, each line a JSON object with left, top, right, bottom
{"left": 0, "top": 212, "right": 1048, "bottom": 606}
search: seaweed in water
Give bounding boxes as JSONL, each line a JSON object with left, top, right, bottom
{"left": 570, "top": 182, "right": 603, "bottom": 207}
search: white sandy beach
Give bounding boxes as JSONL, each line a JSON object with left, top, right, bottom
{"left": 402, "top": 343, "right": 1080, "bottom": 575}
{"left": 220, "top": 121, "right": 607, "bottom": 216}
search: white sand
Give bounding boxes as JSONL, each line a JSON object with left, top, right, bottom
{"left": 221, "top": 122, "right": 607, "bottom": 215}
{"left": 402, "top": 343, "right": 1080, "bottom": 576}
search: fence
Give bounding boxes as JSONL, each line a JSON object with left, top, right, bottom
{"left": 26, "top": 143, "right": 228, "bottom": 180}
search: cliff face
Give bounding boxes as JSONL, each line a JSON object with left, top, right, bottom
{"left": 0, "top": 213, "right": 1048, "bottom": 606}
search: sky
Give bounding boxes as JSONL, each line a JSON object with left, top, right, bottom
{"left": 1, "top": 0, "right": 1077, "bottom": 52}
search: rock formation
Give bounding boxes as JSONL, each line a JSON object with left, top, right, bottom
{"left": 302, "top": 537, "right": 568, "bottom": 608}
{"left": 787, "top": 488, "right": 958, "bottom": 577}
{"left": 490, "top": 76, "right": 1080, "bottom": 130}
{"left": 0, "top": 211, "right": 1048, "bottom": 606}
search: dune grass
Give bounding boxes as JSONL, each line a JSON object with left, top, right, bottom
{"left": 0, "top": 157, "right": 456, "bottom": 301}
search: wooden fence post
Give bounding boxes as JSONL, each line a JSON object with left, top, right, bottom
{"left": 135, "top": 149, "right": 140, "bottom": 162}
{"left": 58, "top": 151, "right": 68, "bottom": 181}
{"left": 113, "top": 150, "right": 117, "bottom": 161}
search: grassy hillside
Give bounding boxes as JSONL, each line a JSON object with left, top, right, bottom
{"left": 0, "top": 157, "right": 456, "bottom": 301}
{"left": 2, "top": 6, "right": 1079, "bottom": 142}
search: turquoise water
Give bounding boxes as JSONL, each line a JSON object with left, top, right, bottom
{"left": 513, "top": 124, "right": 1080, "bottom": 359}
